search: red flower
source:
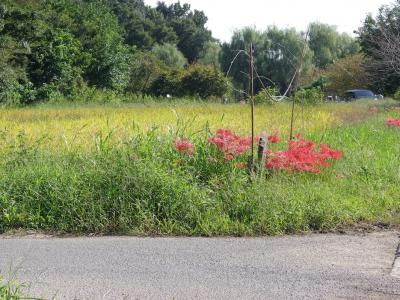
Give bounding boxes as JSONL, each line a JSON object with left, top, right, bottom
{"left": 268, "top": 131, "right": 281, "bottom": 144}
{"left": 266, "top": 138, "right": 343, "bottom": 173}
{"left": 386, "top": 119, "right": 400, "bottom": 127}
{"left": 209, "top": 128, "right": 252, "bottom": 157}
{"left": 319, "top": 144, "right": 343, "bottom": 160}
{"left": 175, "top": 139, "right": 194, "bottom": 154}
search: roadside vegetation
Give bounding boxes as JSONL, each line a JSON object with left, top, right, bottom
{"left": 0, "top": 100, "right": 399, "bottom": 236}
{"left": 1, "top": 0, "right": 400, "bottom": 237}
{"left": 0, "top": 271, "right": 27, "bottom": 300}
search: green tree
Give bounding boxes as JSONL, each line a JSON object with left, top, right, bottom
{"left": 107, "top": 0, "right": 177, "bottom": 49}
{"left": 358, "top": 0, "right": 400, "bottom": 94}
{"left": 149, "top": 69, "right": 183, "bottom": 96}
{"left": 220, "top": 27, "right": 313, "bottom": 96}
{"left": 181, "top": 64, "right": 228, "bottom": 98}
{"left": 151, "top": 43, "right": 187, "bottom": 68}
{"left": 308, "top": 22, "right": 359, "bottom": 68}
{"left": 156, "top": 2, "right": 213, "bottom": 63}
{"left": 324, "top": 54, "right": 370, "bottom": 95}
{"left": 198, "top": 41, "right": 221, "bottom": 67}
{"left": 127, "top": 51, "right": 167, "bottom": 93}
{"left": 66, "top": 1, "right": 131, "bottom": 91}
{"left": 29, "top": 30, "right": 85, "bottom": 96}
{"left": 220, "top": 27, "right": 267, "bottom": 96}
{"left": 0, "top": 3, "right": 33, "bottom": 103}
{"left": 263, "top": 26, "right": 314, "bottom": 94}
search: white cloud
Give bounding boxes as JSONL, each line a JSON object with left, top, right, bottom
{"left": 145, "top": 0, "right": 394, "bottom": 42}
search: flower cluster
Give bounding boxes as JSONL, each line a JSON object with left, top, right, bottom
{"left": 266, "top": 136, "right": 343, "bottom": 173}
{"left": 174, "top": 129, "right": 342, "bottom": 174}
{"left": 386, "top": 118, "right": 400, "bottom": 127}
{"left": 268, "top": 131, "right": 280, "bottom": 144}
{"left": 175, "top": 139, "right": 194, "bottom": 154}
{"left": 209, "top": 129, "right": 252, "bottom": 160}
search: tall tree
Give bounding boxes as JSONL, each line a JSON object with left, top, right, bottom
{"left": 308, "top": 22, "right": 359, "bottom": 68}
{"left": 151, "top": 43, "right": 187, "bottom": 68}
{"left": 220, "top": 27, "right": 313, "bottom": 96}
{"left": 358, "top": 0, "right": 400, "bottom": 94}
{"left": 324, "top": 54, "right": 370, "bottom": 95}
{"left": 156, "top": 2, "right": 213, "bottom": 63}
{"left": 107, "top": 0, "right": 177, "bottom": 49}
{"left": 220, "top": 27, "right": 267, "bottom": 95}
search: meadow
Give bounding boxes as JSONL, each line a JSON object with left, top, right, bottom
{"left": 0, "top": 100, "right": 399, "bottom": 236}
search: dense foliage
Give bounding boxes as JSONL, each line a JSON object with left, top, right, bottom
{"left": 358, "top": 0, "right": 400, "bottom": 95}
{"left": 220, "top": 25, "right": 360, "bottom": 97}
{"left": 0, "top": 0, "right": 223, "bottom": 103}
{"left": 308, "top": 22, "right": 360, "bottom": 68}
{"left": 1, "top": 0, "right": 395, "bottom": 104}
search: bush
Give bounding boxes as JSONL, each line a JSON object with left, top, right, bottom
{"left": 292, "top": 87, "right": 325, "bottom": 105}
{"left": 29, "top": 30, "right": 87, "bottom": 98}
{"left": 0, "top": 75, "right": 22, "bottom": 105}
{"left": 394, "top": 88, "right": 400, "bottom": 101}
{"left": 181, "top": 64, "right": 229, "bottom": 98}
{"left": 254, "top": 87, "right": 278, "bottom": 105}
{"left": 127, "top": 51, "right": 167, "bottom": 94}
{"left": 149, "top": 70, "right": 184, "bottom": 97}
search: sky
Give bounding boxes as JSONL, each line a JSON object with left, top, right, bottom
{"left": 145, "top": 0, "right": 394, "bottom": 42}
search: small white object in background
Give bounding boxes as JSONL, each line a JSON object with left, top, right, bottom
{"left": 166, "top": 94, "right": 172, "bottom": 99}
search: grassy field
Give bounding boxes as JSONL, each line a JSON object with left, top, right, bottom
{"left": 0, "top": 101, "right": 375, "bottom": 150}
{"left": 0, "top": 100, "right": 399, "bottom": 236}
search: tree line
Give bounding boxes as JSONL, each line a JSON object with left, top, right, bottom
{"left": 0, "top": 0, "right": 398, "bottom": 104}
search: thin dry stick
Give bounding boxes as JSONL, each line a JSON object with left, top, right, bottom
{"left": 249, "top": 43, "right": 255, "bottom": 171}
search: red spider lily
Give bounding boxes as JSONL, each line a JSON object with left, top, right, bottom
{"left": 266, "top": 137, "right": 342, "bottom": 173}
{"left": 386, "top": 119, "right": 400, "bottom": 127}
{"left": 209, "top": 129, "right": 252, "bottom": 157}
{"left": 319, "top": 144, "right": 343, "bottom": 160}
{"left": 268, "top": 131, "right": 281, "bottom": 144}
{"left": 175, "top": 139, "right": 194, "bottom": 154}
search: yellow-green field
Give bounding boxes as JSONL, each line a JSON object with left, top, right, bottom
{"left": 0, "top": 101, "right": 379, "bottom": 151}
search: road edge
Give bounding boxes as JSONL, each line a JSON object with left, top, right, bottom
{"left": 391, "top": 242, "right": 400, "bottom": 278}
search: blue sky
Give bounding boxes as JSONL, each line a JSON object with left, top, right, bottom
{"left": 145, "top": 0, "right": 394, "bottom": 42}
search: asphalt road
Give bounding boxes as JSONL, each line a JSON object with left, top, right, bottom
{"left": 0, "top": 232, "right": 399, "bottom": 300}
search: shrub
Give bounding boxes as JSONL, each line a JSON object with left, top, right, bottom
{"left": 292, "top": 87, "right": 325, "bottom": 105}
{"left": 0, "top": 74, "right": 22, "bottom": 105}
{"left": 181, "top": 64, "right": 229, "bottom": 99}
{"left": 149, "top": 70, "right": 184, "bottom": 97}
{"left": 127, "top": 51, "right": 166, "bottom": 93}
{"left": 394, "top": 88, "right": 400, "bottom": 101}
{"left": 29, "top": 30, "right": 87, "bottom": 98}
{"left": 254, "top": 87, "right": 278, "bottom": 105}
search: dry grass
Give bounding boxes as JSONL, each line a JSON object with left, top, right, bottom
{"left": 0, "top": 101, "right": 385, "bottom": 151}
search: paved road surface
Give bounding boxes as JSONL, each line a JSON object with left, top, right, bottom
{"left": 0, "top": 232, "right": 399, "bottom": 299}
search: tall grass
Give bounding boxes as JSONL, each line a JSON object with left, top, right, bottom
{"left": 0, "top": 101, "right": 377, "bottom": 151}
{"left": 0, "top": 101, "right": 399, "bottom": 235}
